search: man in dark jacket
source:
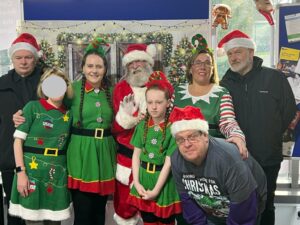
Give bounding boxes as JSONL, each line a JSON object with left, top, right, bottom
{"left": 219, "top": 30, "right": 297, "bottom": 225}
{"left": 0, "top": 33, "right": 44, "bottom": 225}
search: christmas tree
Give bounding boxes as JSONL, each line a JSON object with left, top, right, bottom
{"left": 168, "top": 37, "right": 193, "bottom": 85}
{"left": 40, "top": 40, "right": 56, "bottom": 68}
{"left": 57, "top": 45, "right": 66, "bottom": 69}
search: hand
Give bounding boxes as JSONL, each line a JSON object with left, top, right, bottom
{"left": 13, "top": 110, "right": 25, "bottom": 128}
{"left": 226, "top": 136, "right": 248, "bottom": 160}
{"left": 120, "top": 94, "right": 138, "bottom": 116}
{"left": 142, "top": 189, "right": 159, "bottom": 200}
{"left": 17, "top": 172, "right": 29, "bottom": 197}
{"left": 134, "top": 182, "right": 146, "bottom": 197}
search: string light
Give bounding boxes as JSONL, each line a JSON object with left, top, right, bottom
{"left": 39, "top": 32, "right": 174, "bottom": 68}
{"left": 19, "top": 20, "right": 208, "bottom": 33}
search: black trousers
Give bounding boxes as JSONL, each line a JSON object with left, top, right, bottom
{"left": 1, "top": 170, "right": 25, "bottom": 225}
{"left": 71, "top": 189, "right": 108, "bottom": 225}
{"left": 260, "top": 164, "right": 281, "bottom": 225}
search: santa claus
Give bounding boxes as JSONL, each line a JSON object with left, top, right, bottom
{"left": 112, "top": 43, "right": 156, "bottom": 225}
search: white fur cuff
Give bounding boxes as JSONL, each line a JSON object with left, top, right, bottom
{"left": 116, "top": 163, "right": 132, "bottom": 185}
{"left": 114, "top": 213, "right": 140, "bottom": 225}
{"left": 13, "top": 130, "right": 27, "bottom": 140}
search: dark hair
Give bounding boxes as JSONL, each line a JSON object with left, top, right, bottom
{"left": 77, "top": 50, "right": 112, "bottom": 128}
{"left": 186, "top": 49, "right": 219, "bottom": 84}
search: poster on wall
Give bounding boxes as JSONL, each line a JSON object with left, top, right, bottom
{"left": 279, "top": 47, "right": 300, "bottom": 157}
{"left": 284, "top": 13, "right": 300, "bottom": 43}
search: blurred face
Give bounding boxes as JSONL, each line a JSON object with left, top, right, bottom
{"left": 227, "top": 47, "right": 254, "bottom": 76}
{"left": 126, "top": 60, "right": 152, "bottom": 87}
{"left": 12, "top": 50, "right": 37, "bottom": 77}
{"left": 175, "top": 130, "right": 209, "bottom": 166}
{"left": 83, "top": 54, "right": 106, "bottom": 88}
{"left": 48, "top": 95, "right": 65, "bottom": 106}
{"left": 146, "top": 89, "right": 170, "bottom": 123}
{"left": 190, "top": 53, "right": 213, "bottom": 85}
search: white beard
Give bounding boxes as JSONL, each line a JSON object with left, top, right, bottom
{"left": 126, "top": 65, "right": 153, "bottom": 87}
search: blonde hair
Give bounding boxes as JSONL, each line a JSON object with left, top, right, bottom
{"left": 37, "top": 67, "right": 73, "bottom": 99}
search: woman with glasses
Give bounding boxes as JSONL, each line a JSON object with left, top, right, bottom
{"left": 173, "top": 34, "right": 247, "bottom": 160}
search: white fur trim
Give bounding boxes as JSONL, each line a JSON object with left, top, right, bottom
{"left": 114, "top": 213, "right": 139, "bottom": 225}
{"left": 9, "top": 42, "right": 39, "bottom": 58}
{"left": 13, "top": 130, "right": 27, "bottom": 140}
{"left": 224, "top": 38, "right": 256, "bottom": 52}
{"left": 217, "top": 47, "right": 226, "bottom": 57}
{"left": 171, "top": 119, "right": 209, "bottom": 136}
{"left": 146, "top": 44, "right": 157, "bottom": 58}
{"left": 122, "top": 50, "right": 154, "bottom": 67}
{"left": 116, "top": 163, "right": 132, "bottom": 185}
{"left": 9, "top": 202, "right": 72, "bottom": 221}
{"left": 116, "top": 105, "right": 139, "bottom": 129}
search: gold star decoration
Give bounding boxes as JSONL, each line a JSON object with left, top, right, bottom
{"left": 63, "top": 114, "right": 69, "bottom": 122}
{"left": 29, "top": 156, "right": 38, "bottom": 169}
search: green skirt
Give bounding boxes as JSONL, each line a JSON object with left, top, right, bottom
{"left": 129, "top": 166, "right": 182, "bottom": 218}
{"left": 67, "top": 134, "right": 117, "bottom": 195}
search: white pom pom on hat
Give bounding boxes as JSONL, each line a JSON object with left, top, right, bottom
{"left": 122, "top": 43, "right": 157, "bottom": 67}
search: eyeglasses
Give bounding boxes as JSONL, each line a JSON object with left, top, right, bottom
{"left": 175, "top": 131, "right": 202, "bottom": 145}
{"left": 192, "top": 61, "right": 212, "bottom": 68}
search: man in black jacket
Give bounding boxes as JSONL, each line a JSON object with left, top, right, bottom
{"left": 0, "top": 33, "right": 44, "bottom": 225}
{"left": 219, "top": 30, "right": 297, "bottom": 225}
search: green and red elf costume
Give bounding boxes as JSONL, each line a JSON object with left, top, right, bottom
{"left": 67, "top": 80, "right": 117, "bottom": 195}
{"left": 9, "top": 99, "right": 72, "bottom": 221}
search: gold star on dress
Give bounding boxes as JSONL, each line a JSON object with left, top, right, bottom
{"left": 29, "top": 156, "right": 38, "bottom": 169}
{"left": 63, "top": 114, "right": 69, "bottom": 122}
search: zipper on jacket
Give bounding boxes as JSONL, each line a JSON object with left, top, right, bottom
{"left": 245, "top": 83, "right": 248, "bottom": 92}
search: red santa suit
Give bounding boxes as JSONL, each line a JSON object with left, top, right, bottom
{"left": 112, "top": 43, "right": 156, "bottom": 225}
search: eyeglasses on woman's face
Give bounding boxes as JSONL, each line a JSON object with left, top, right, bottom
{"left": 192, "top": 60, "right": 212, "bottom": 68}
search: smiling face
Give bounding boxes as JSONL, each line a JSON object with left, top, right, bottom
{"left": 146, "top": 88, "right": 170, "bottom": 124}
{"left": 190, "top": 53, "right": 214, "bottom": 85}
{"left": 12, "top": 50, "right": 37, "bottom": 77}
{"left": 82, "top": 53, "right": 106, "bottom": 88}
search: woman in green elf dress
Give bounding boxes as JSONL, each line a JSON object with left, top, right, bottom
{"left": 174, "top": 34, "right": 247, "bottom": 159}
{"left": 128, "top": 71, "right": 181, "bottom": 225}
{"left": 9, "top": 68, "right": 73, "bottom": 225}
{"left": 66, "top": 38, "right": 117, "bottom": 225}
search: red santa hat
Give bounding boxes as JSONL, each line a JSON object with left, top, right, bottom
{"left": 122, "top": 43, "right": 156, "bottom": 67}
{"left": 218, "top": 30, "right": 256, "bottom": 53}
{"left": 170, "top": 106, "right": 209, "bottom": 137}
{"left": 9, "top": 33, "right": 41, "bottom": 59}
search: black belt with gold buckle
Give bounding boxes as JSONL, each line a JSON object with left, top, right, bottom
{"left": 71, "top": 127, "right": 111, "bottom": 139}
{"left": 140, "top": 161, "right": 163, "bottom": 174}
{"left": 23, "top": 146, "right": 66, "bottom": 156}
